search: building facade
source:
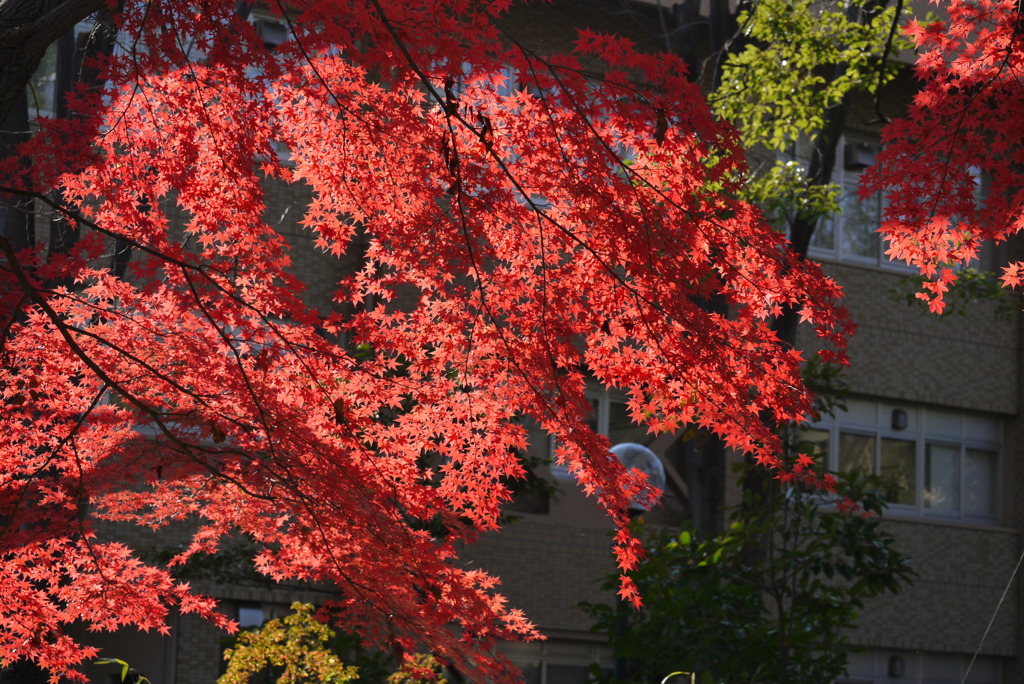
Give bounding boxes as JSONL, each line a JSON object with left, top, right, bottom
{"left": 48, "top": 2, "right": 1024, "bottom": 683}
{"left": 458, "top": 3, "right": 1024, "bottom": 683}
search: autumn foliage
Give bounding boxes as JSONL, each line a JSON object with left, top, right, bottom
{"left": 865, "top": 0, "right": 1024, "bottom": 311}
{"left": 219, "top": 603, "right": 357, "bottom": 684}
{"left": 0, "top": 0, "right": 852, "bottom": 680}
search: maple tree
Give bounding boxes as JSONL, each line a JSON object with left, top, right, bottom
{"left": 863, "top": 0, "right": 1024, "bottom": 310}
{"left": 612, "top": 0, "right": 907, "bottom": 535}
{"left": 0, "top": 0, "right": 852, "bottom": 681}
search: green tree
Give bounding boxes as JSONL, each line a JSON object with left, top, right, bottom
{"left": 706, "top": 0, "right": 909, "bottom": 258}
{"left": 583, "top": 469, "right": 914, "bottom": 684}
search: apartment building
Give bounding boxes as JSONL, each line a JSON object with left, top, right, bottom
{"left": 27, "top": 1, "right": 1022, "bottom": 683}
{"left": 459, "top": 3, "right": 1024, "bottom": 684}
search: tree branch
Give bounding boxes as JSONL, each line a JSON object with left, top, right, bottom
{"left": 0, "top": 0, "right": 104, "bottom": 123}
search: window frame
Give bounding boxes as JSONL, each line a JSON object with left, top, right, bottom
{"left": 807, "top": 136, "right": 909, "bottom": 269}
{"left": 547, "top": 387, "right": 641, "bottom": 480}
{"left": 502, "top": 639, "right": 610, "bottom": 684}
{"left": 808, "top": 137, "right": 1001, "bottom": 273}
{"left": 807, "top": 398, "right": 1002, "bottom": 525}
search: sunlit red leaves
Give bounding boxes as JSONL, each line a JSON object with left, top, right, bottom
{"left": 0, "top": 0, "right": 851, "bottom": 679}
{"left": 864, "top": 0, "right": 1024, "bottom": 311}
{"left": 0, "top": 537, "right": 230, "bottom": 681}
{"left": 1002, "top": 262, "right": 1024, "bottom": 288}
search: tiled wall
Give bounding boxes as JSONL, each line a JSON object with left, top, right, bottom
{"left": 799, "top": 263, "right": 1020, "bottom": 415}
{"left": 852, "top": 520, "right": 1019, "bottom": 656}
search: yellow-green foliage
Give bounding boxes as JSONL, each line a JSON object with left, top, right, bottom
{"left": 386, "top": 653, "right": 449, "bottom": 684}
{"left": 714, "top": 0, "right": 908, "bottom": 151}
{"left": 219, "top": 603, "right": 358, "bottom": 684}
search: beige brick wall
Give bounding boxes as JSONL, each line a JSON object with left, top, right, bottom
{"left": 799, "top": 262, "right": 1020, "bottom": 414}
{"left": 851, "top": 520, "right": 1019, "bottom": 656}
{"left": 795, "top": 260, "right": 1023, "bottom": 666}
{"left": 82, "top": 519, "right": 337, "bottom": 683}
{"left": 464, "top": 518, "right": 618, "bottom": 634}
{"left": 171, "top": 613, "right": 225, "bottom": 684}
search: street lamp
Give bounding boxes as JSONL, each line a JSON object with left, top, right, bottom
{"left": 610, "top": 442, "right": 666, "bottom": 517}
{"left": 610, "top": 442, "right": 666, "bottom": 681}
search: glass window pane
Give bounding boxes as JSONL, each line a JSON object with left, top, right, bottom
{"left": 799, "top": 428, "right": 829, "bottom": 472}
{"left": 839, "top": 181, "right": 881, "bottom": 259}
{"left": 880, "top": 438, "right": 916, "bottom": 505}
{"left": 545, "top": 664, "right": 591, "bottom": 684}
{"left": 811, "top": 216, "right": 835, "bottom": 250}
{"left": 29, "top": 42, "right": 58, "bottom": 117}
{"left": 799, "top": 428, "right": 829, "bottom": 455}
{"left": 924, "top": 443, "right": 960, "bottom": 514}
{"left": 838, "top": 432, "right": 874, "bottom": 473}
{"left": 548, "top": 399, "right": 601, "bottom": 480}
{"left": 517, "top": 663, "right": 542, "bottom": 684}
{"left": 608, "top": 400, "right": 647, "bottom": 446}
{"left": 964, "top": 448, "right": 997, "bottom": 518}
{"left": 237, "top": 605, "right": 264, "bottom": 628}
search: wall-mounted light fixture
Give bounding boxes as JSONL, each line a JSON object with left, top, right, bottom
{"left": 888, "top": 654, "right": 905, "bottom": 678}
{"left": 891, "top": 409, "right": 908, "bottom": 431}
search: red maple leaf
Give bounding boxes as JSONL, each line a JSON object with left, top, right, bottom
{"left": 0, "top": 0, "right": 853, "bottom": 680}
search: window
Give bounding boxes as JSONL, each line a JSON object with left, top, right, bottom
{"left": 809, "top": 138, "right": 1000, "bottom": 271}
{"left": 29, "top": 42, "right": 59, "bottom": 119}
{"left": 546, "top": 388, "right": 648, "bottom": 480}
{"left": 516, "top": 387, "right": 685, "bottom": 524}
{"left": 502, "top": 640, "right": 609, "bottom": 684}
{"left": 808, "top": 138, "right": 893, "bottom": 267}
{"left": 804, "top": 398, "right": 1001, "bottom": 524}
{"left": 250, "top": 16, "right": 289, "bottom": 49}
{"left": 28, "top": 19, "right": 99, "bottom": 120}
{"left": 236, "top": 603, "right": 265, "bottom": 628}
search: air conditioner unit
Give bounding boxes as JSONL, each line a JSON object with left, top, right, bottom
{"left": 844, "top": 143, "right": 876, "bottom": 171}
{"left": 252, "top": 18, "right": 288, "bottom": 48}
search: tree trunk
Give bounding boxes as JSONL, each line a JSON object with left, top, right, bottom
{"left": 0, "top": 0, "right": 104, "bottom": 123}
{"left": 0, "top": 88, "right": 33, "bottom": 250}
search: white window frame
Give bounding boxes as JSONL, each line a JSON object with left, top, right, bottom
{"left": 805, "top": 398, "right": 1002, "bottom": 525}
{"left": 807, "top": 136, "right": 908, "bottom": 269}
{"left": 548, "top": 387, "right": 632, "bottom": 480}
{"left": 808, "top": 138, "right": 1001, "bottom": 273}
